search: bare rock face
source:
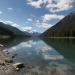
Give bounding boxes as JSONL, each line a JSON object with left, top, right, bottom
{"left": 12, "top": 63, "right": 24, "bottom": 71}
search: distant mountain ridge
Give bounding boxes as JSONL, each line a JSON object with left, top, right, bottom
{"left": 0, "top": 22, "right": 29, "bottom": 37}
{"left": 41, "top": 12, "right": 75, "bottom": 37}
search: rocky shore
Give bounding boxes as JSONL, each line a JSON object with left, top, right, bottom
{"left": 0, "top": 45, "right": 24, "bottom": 75}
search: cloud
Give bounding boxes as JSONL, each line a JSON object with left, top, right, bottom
{"left": 0, "top": 20, "right": 22, "bottom": 30}
{"left": 44, "top": 55, "right": 64, "bottom": 60}
{"left": 27, "top": 18, "right": 33, "bottom": 21}
{"left": 0, "top": 19, "right": 4, "bottom": 22}
{"left": 36, "top": 20, "right": 53, "bottom": 29}
{"left": 0, "top": 19, "right": 36, "bottom": 33}
{"left": 46, "top": 0, "right": 74, "bottom": 13}
{"left": 26, "top": 0, "right": 74, "bottom": 31}
{"left": 21, "top": 26, "right": 36, "bottom": 33}
{"left": 27, "top": 17, "right": 53, "bottom": 30}
{"left": 5, "top": 21, "right": 19, "bottom": 27}
{"left": 37, "top": 14, "right": 65, "bottom": 29}
{"left": 32, "top": 14, "right": 64, "bottom": 29}
{"left": 21, "top": 40, "right": 33, "bottom": 48}
{"left": 27, "top": 0, "right": 43, "bottom": 8}
{"left": 0, "top": 11, "right": 3, "bottom": 14}
{"left": 26, "top": 0, "right": 74, "bottom": 12}
{"left": 27, "top": 17, "right": 53, "bottom": 29}
{"left": 43, "top": 14, "right": 65, "bottom": 22}
{"left": 27, "top": 18, "right": 53, "bottom": 29}
{"left": 37, "top": 22, "right": 52, "bottom": 29}
{"left": 7, "top": 8, "right": 13, "bottom": 10}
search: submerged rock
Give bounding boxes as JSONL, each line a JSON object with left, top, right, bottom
{"left": 27, "top": 64, "right": 33, "bottom": 69}
{"left": 12, "top": 54, "right": 17, "bottom": 58}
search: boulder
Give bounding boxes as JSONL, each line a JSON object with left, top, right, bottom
{"left": 12, "top": 63, "right": 24, "bottom": 71}
{"left": 0, "top": 44, "right": 4, "bottom": 47}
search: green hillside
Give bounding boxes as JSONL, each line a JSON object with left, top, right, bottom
{"left": 41, "top": 12, "right": 75, "bottom": 37}
{"left": 0, "top": 22, "right": 29, "bottom": 37}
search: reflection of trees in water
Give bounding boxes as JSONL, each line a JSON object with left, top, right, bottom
{"left": 0, "top": 37, "right": 29, "bottom": 48}
{"left": 43, "top": 38, "right": 75, "bottom": 63}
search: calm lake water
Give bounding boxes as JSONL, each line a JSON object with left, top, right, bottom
{"left": 1, "top": 37, "right": 75, "bottom": 75}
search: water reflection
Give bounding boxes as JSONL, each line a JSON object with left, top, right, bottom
{"left": 0, "top": 37, "right": 29, "bottom": 48}
{"left": 43, "top": 38, "right": 75, "bottom": 63}
{"left": 1, "top": 37, "right": 75, "bottom": 75}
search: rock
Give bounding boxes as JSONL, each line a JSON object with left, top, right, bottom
{"left": 0, "top": 61, "right": 5, "bottom": 65}
{"left": 27, "top": 64, "right": 33, "bottom": 69}
{"left": 4, "top": 58, "right": 13, "bottom": 63}
{"left": 3, "top": 50, "right": 9, "bottom": 54}
{"left": 15, "top": 68, "right": 20, "bottom": 71}
{"left": 12, "top": 54, "right": 17, "bottom": 58}
{"left": 6, "top": 52, "right": 9, "bottom": 54}
{"left": 12, "top": 55, "right": 15, "bottom": 58}
{"left": 0, "top": 44, "right": 4, "bottom": 50}
{"left": 13, "top": 63, "right": 24, "bottom": 68}
{"left": 12, "top": 63, "right": 24, "bottom": 71}
{"left": 0, "top": 44, "right": 4, "bottom": 47}
{"left": 6, "top": 51, "right": 9, "bottom": 54}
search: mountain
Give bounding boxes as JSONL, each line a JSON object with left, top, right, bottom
{"left": 29, "top": 32, "right": 40, "bottom": 37}
{"left": 0, "top": 22, "right": 30, "bottom": 37}
{"left": 41, "top": 12, "right": 75, "bottom": 37}
{"left": 23, "top": 31, "right": 40, "bottom": 37}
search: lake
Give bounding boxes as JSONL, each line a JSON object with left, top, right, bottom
{"left": 1, "top": 37, "right": 75, "bottom": 75}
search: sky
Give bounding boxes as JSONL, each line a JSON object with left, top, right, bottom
{"left": 0, "top": 0, "right": 75, "bottom": 33}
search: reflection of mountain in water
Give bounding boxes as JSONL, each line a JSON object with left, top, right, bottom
{"left": 43, "top": 38, "right": 75, "bottom": 63}
{"left": 0, "top": 37, "right": 29, "bottom": 49}
{"left": 1, "top": 38, "right": 75, "bottom": 75}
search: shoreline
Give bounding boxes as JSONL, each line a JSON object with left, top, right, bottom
{"left": 0, "top": 46, "right": 24, "bottom": 75}
{"left": 0, "top": 47, "right": 14, "bottom": 75}
{"left": 41, "top": 37, "right": 75, "bottom": 39}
